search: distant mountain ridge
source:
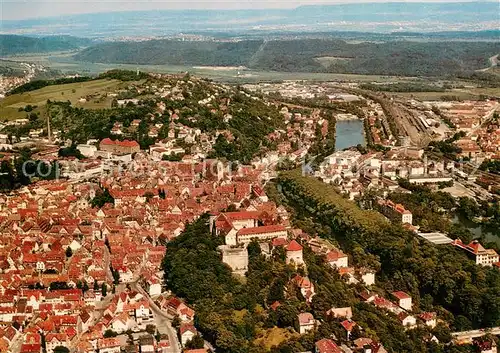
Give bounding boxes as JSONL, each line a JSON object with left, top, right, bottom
{"left": 1, "top": 2, "right": 498, "bottom": 38}
{"left": 0, "top": 35, "right": 93, "bottom": 56}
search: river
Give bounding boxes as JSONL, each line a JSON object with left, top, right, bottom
{"left": 452, "top": 215, "right": 500, "bottom": 246}
{"left": 335, "top": 119, "right": 365, "bottom": 151}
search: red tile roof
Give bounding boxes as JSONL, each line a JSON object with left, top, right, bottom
{"left": 341, "top": 319, "right": 356, "bottom": 331}
{"left": 392, "top": 291, "right": 411, "bottom": 300}
{"left": 286, "top": 240, "right": 303, "bottom": 252}
{"left": 100, "top": 138, "right": 139, "bottom": 148}
{"left": 315, "top": 338, "right": 342, "bottom": 353}
{"left": 298, "top": 312, "right": 314, "bottom": 325}
{"left": 237, "top": 225, "right": 286, "bottom": 236}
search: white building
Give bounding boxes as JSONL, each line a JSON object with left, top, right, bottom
{"left": 180, "top": 324, "right": 197, "bottom": 346}
{"left": 326, "top": 249, "right": 348, "bottom": 268}
{"left": 452, "top": 239, "right": 500, "bottom": 266}
{"left": 286, "top": 240, "right": 304, "bottom": 266}
{"left": 298, "top": 312, "right": 316, "bottom": 334}
{"left": 398, "top": 313, "right": 417, "bottom": 329}
{"left": 360, "top": 269, "right": 376, "bottom": 286}
{"left": 419, "top": 312, "right": 437, "bottom": 328}
{"left": 227, "top": 225, "right": 287, "bottom": 246}
{"left": 77, "top": 144, "right": 97, "bottom": 157}
{"left": 392, "top": 291, "right": 412, "bottom": 311}
{"left": 219, "top": 245, "right": 249, "bottom": 275}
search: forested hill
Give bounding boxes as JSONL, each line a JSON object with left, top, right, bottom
{"left": 74, "top": 39, "right": 500, "bottom": 77}
{"left": 0, "top": 35, "right": 93, "bottom": 55}
{"left": 74, "top": 39, "right": 263, "bottom": 67}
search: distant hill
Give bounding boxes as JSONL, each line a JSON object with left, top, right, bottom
{"left": 3, "top": 2, "right": 498, "bottom": 37}
{"left": 74, "top": 38, "right": 500, "bottom": 77}
{"left": 74, "top": 39, "right": 263, "bottom": 66}
{"left": 0, "top": 35, "right": 93, "bottom": 56}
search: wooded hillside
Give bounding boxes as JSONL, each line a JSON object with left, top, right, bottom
{"left": 74, "top": 39, "right": 500, "bottom": 77}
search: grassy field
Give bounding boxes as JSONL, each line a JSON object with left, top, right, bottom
{"left": 314, "top": 56, "right": 353, "bottom": 68}
{"left": 0, "top": 79, "right": 125, "bottom": 120}
{"left": 254, "top": 327, "right": 298, "bottom": 350}
{"left": 460, "top": 87, "right": 500, "bottom": 98}
{"left": 4, "top": 51, "right": 417, "bottom": 84}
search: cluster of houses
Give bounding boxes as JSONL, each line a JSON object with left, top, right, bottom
{"left": 434, "top": 101, "right": 498, "bottom": 133}
{"left": 315, "top": 148, "right": 454, "bottom": 200}
{"left": 476, "top": 120, "right": 500, "bottom": 160}
{"left": 294, "top": 288, "right": 438, "bottom": 353}
{"left": 242, "top": 82, "right": 361, "bottom": 101}
{"left": 362, "top": 101, "right": 396, "bottom": 147}
{"left": 0, "top": 135, "right": 285, "bottom": 352}
{"left": 1, "top": 73, "right": 499, "bottom": 352}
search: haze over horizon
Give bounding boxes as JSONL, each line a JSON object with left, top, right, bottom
{"left": 1, "top": 0, "right": 496, "bottom": 20}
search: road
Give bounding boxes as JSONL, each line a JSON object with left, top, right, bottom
{"left": 104, "top": 245, "right": 114, "bottom": 282}
{"left": 131, "top": 282, "right": 181, "bottom": 353}
{"left": 477, "top": 54, "right": 499, "bottom": 72}
{"left": 68, "top": 245, "right": 181, "bottom": 353}
{"left": 452, "top": 326, "right": 500, "bottom": 343}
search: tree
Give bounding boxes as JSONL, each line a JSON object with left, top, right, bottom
{"left": 49, "top": 281, "right": 70, "bottom": 290}
{"left": 146, "top": 324, "right": 156, "bottom": 334}
{"left": 457, "top": 197, "right": 481, "bottom": 220}
{"left": 101, "top": 283, "right": 107, "bottom": 297}
{"left": 172, "top": 315, "right": 181, "bottom": 330}
{"left": 144, "top": 191, "right": 154, "bottom": 202}
{"left": 453, "top": 315, "right": 473, "bottom": 331}
{"left": 104, "top": 329, "right": 118, "bottom": 338}
{"left": 112, "top": 268, "right": 120, "bottom": 284}
{"left": 53, "top": 346, "right": 70, "bottom": 353}
{"left": 40, "top": 332, "right": 46, "bottom": 350}
{"left": 65, "top": 247, "right": 73, "bottom": 258}
{"left": 90, "top": 188, "right": 115, "bottom": 208}
{"left": 185, "top": 335, "right": 205, "bottom": 349}
{"left": 58, "top": 145, "right": 84, "bottom": 159}
{"left": 0, "top": 160, "right": 15, "bottom": 190}
{"left": 247, "top": 240, "right": 261, "bottom": 258}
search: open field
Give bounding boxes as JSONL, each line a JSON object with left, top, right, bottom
{"left": 389, "top": 91, "right": 479, "bottom": 101}
{"left": 253, "top": 327, "right": 298, "bottom": 350}
{"left": 314, "top": 56, "right": 353, "bottom": 68}
{"left": 457, "top": 87, "right": 500, "bottom": 98}
{"left": 3, "top": 52, "right": 418, "bottom": 84}
{"left": 0, "top": 60, "right": 30, "bottom": 77}
{"left": 0, "top": 79, "right": 125, "bottom": 120}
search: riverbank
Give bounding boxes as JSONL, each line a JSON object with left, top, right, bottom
{"left": 335, "top": 119, "right": 366, "bottom": 151}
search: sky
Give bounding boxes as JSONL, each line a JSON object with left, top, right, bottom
{"left": 0, "top": 0, "right": 492, "bottom": 20}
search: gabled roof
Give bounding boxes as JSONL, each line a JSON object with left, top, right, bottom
{"left": 286, "top": 240, "right": 303, "bottom": 252}
{"left": 180, "top": 324, "right": 197, "bottom": 335}
{"left": 341, "top": 319, "right": 356, "bottom": 331}
{"left": 315, "top": 338, "right": 342, "bottom": 353}
{"left": 298, "top": 312, "right": 314, "bottom": 325}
